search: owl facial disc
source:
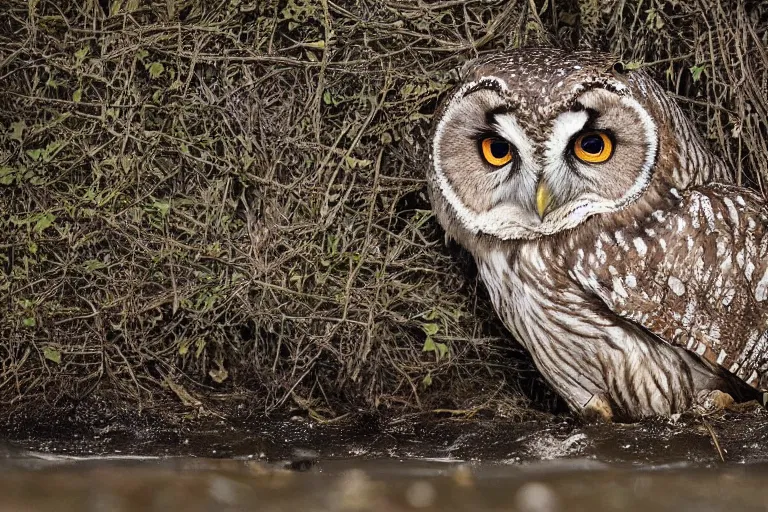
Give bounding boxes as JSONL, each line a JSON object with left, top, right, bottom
{"left": 430, "top": 73, "right": 659, "bottom": 241}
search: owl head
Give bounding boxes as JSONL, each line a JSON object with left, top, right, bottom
{"left": 428, "top": 48, "right": 708, "bottom": 247}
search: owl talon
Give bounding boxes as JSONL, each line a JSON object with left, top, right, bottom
{"left": 582, "top": 394, "right": 614, "bottom": 423}
{"left": 697, "top": 389, "right": 766, "bottom": 415}
{"left": 695, "top": 389, "right": 735, "bottom": 414}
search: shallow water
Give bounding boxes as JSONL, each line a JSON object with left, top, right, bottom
{"left": 2, "top": 409, "right": 768, "bottom": 511}
{"left": 3, "top": 454, "right": 768, "bottom": 511}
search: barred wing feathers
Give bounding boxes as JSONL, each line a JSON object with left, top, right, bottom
{"left": 572, "top": 184, "right": 768, "bottom": 390}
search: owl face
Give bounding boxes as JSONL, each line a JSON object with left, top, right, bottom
{"left": 429, "top": 50, "right": 660, "bottom": 241}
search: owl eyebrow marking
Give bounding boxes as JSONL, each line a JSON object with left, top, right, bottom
{"left": 461, "top": 78, "right": 505, "bottom": 98}
{"left": 485, "top": 105, "right": 514, "bottom": 127}
{"left": 583, "top": 109, "right": 604, "bottom": 131}
{"left": 571, "top": 102, "right": 599, "bottom": 114}
{"left": 571, "top": 103, "right": 601, "bottom": 124}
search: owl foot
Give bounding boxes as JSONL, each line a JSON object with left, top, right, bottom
{"left": 695, "top": 389, "right": 735, "bottom": 415}
{"left": 581, "top": 393, "right": 614, "bottom": 423}
{"left": 695, "top": 389, "right": 767, "bottom": 416}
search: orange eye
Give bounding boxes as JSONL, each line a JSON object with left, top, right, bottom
{"left": 481, "top": 137, "right": 513, "bottom": 167}
{"left": 573, "top": 131, "right": 613, "bottom": 163}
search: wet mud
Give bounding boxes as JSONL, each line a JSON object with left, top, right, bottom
{"left": 1, "top": 403, "right": 767, "bottom": 511}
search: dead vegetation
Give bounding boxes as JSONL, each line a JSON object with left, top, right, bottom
{"left": 0, "top": 0, "right": 766, "bottom": 422}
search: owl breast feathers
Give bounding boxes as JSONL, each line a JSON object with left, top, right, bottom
{"left": 427, "top": 47, "right": 767, "bottom": 420}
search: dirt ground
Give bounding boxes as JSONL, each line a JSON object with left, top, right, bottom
{"left": 1, "top": 392, "right": 767, "bottom": 464}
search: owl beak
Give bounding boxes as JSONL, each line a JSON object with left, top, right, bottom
{"left": 536, "top": 181, "right": 553, "bottom": 220}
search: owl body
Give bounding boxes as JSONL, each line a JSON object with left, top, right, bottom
{"left": 427, "top": 48, "right": 767, "bottom": 420}
{"left": 474, "top": 182, "right": 767, "bottom": 419}
{"left": 476, "top": 238, "right": 717, "bottom": 417}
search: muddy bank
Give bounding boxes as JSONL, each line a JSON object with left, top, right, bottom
{"left": 2, "top": 410, "right": 768, "bottom": 512}
{"left": 2, "top": 399, "right": 767, "bottom": 466}
{"left": 2, "top": 397, "right": 767, "bottom": 511}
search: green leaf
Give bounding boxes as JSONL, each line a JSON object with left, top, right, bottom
{"left": 147, "top": 61, "right": 164, "bottom": 79}
{"left": 209, "top": 367, "right": 229, "bottom": 383}
{"left": 33, "top": 213, "right": 56, "bottom": 233}
{"left": 0, "top": 166, "right": 15, "bottom": 185}
{"left": 422, "top": 373, "right": 433, "bottom": 387}
{"left": 42, "top": 141, "right": 62, "bottom": 162}
{"left": 435, "top": 342, "right": 448, "bottom": 359}
{"left": 74, "top": 47, "right": 89, "bottom": 65}
{"left": 411, "top": 209, "right": 433, "bottom": 229}
{"left": 10, "top": 121, "right": 25, "bottom": 142}
{"left": 421, "top": 323, "right": 439, "bottom": 336}
{"left": 422, "top": 336, "right": 436, "bottom": 352}
{"left": 83, "top": 259, "right": 107, "bottom": 272}
{"left": 690, "top": 65, "right": 706, "bottom": 83}
{"left": 195, "top": 338, "right": 205, "bottom": 358}
{"left": 623, "top": 61, "right": 643, "bottom": 71}
{"left": 344, "top": 156, "right": 371, "bottom": 169}
{"left": 44, "top": 346, "right": 61, "bottom": 363}
{"left": 28, "top": 241, "right": 37, "bottom": 254}
{"left": 73, "top": 88, "right": 82, "bottom": 103}
{"left": 152, "top": 200, "right": 170, "bottom": 217}
{"left": 26, "top": 148, "right": 42, "bottom": 161}
{"left": 136, "top": 49, "right": 149, "bottom": 61}
{"left": 23, "top": 317, "right": 36, "bottom": 327}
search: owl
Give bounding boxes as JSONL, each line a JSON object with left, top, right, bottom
{"left": 427, "top": 48, "right": 768, "bottom": 421}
